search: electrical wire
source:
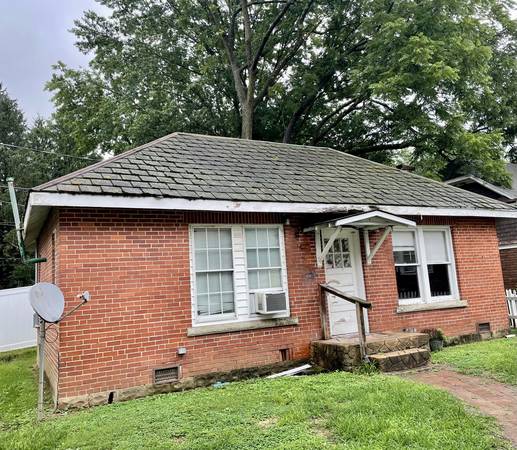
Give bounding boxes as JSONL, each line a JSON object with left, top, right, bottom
{"left": 44, "top": 326, "right": 59, "bottom": 344}
{"left": 0, "top": 184, "right": 31, "bottom": 191}
{"left": 0, "top": 142, "right": 98, "bottom": 162}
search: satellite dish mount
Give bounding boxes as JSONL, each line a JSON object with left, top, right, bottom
{"left": 29, "top": 283, "right": 90, "bottom": 420}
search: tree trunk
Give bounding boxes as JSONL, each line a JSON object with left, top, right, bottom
{"left": 241, "top": 100, "right": 254, "bottom": 139}
{"left": 242, "top": 67, "right": 256, "bottom": 140}
{"left": 240, "top": 0, "right": 255, "bottom": 140}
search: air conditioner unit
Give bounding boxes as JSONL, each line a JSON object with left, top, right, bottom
{"left": 255, "top": 292, "right": 287, "bottom": 314}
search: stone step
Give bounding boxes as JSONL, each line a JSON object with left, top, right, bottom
{"left": 311, "top": 332, "right": 429, "bottom": 371}
{"left": 365, "top": 332, "right": 429, "bottom": 355}
{"left": 369, "top": 348, "right": 430, "bottom": 372}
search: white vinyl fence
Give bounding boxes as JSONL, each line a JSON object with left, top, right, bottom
{"left": 0, "top": 286, "right": 35, "bottom": 352}
{"left": 506, "top": 289, "right": 517, "bottom": 329}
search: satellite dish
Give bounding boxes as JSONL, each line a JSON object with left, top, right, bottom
{"left": 29, "top": 283, "right": 64, "bottom": 323}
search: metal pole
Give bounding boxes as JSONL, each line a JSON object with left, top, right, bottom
{"left": 6, "top": 178, "right": 47, "bottom": 265}
{"left": 37, "top": 316, "right": 46, "bottom": 421}
{"left": 6, "top": 177, "right": 25, "bottom": 260}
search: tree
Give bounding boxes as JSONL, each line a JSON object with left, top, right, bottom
{"left": 0, "top": 84, "right": 99, "bottom": 288}
{"left": 47, "top": 0, "right": 517, "bottom": 184}
{"left": 0, "top": 84, "right": 30, "bottom": 288}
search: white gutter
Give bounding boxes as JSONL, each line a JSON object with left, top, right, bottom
{"left": 23, "top": 191, "right": 517, "bottom": 242}
{"left": 23, "top": 192, "right": 372, "bottom": 234}
{"left": 378, "top": 205, "right": 517, "bottom": 218}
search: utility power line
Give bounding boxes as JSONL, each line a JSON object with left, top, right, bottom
{"left": 0, "top": 142, "right": 98, "bottom": 162}
{"left": 0, "top": 184, "right": 31, "bottom": 191}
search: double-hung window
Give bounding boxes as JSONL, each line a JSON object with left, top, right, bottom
{"left": 393, "top": 230, "right": 420, "bottom": 300}
{"left": 245, "top": 227, "right": 282, "bottom": 291}
{"left": 193, "top": 227, "right": 235, "bottom": 320}
{"left": 191, "top": 225, "right": 288, "bottom": 324}
{"left": 393, "top": 226, "right": 458, "bottom": 305}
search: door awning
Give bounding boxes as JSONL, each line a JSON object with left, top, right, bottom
{"left": 303, "top": 210, "right": 416, "bottom": 232}
{"left": 305, "top": 211, "right": 416, "bottom": 267}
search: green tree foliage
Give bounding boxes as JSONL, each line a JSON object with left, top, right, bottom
{"left": 46, "top": 0, "right": 517, "bottom": 184}
{"left": 0, "top": 84, "right": 31, "bottom": 288}
{"left": 0, "top": 86, "right": 99, "bottom": 288}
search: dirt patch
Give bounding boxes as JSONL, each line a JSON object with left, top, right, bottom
{"left": 257, "top": 417, "right": 278, "bottom": 429}
{"left": 311, "top": 417, "right": 334, "bottom": 443}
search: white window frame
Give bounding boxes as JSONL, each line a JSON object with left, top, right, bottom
{"left": 243, "top": 225, "right": 290, "bottom": 318}
{"left": 393, "top": 225, "right": 459, "bottom": 306}
{"left": 190, "top": 225, "right": 237, "bottom": 323}
{"left": 189, "top": 224, "right": 289, "bottom": 326}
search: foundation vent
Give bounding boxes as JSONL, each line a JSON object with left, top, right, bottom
{"left": 154, "top": 366, "right": 180, "bottom": 384}
{"left": 279, "top": 348, "right": 292, "bottom": 361}
{"left": 477, "top": 322, "right": 491, "bottom": 333}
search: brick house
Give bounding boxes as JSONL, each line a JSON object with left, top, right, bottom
{"left": 23, "top": 133, "right": 517, "bottom": 408}
{"left": 446, "top": 165, "right": 517, "bottom": 288}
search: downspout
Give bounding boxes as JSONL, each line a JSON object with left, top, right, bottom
{"left": 7, "top": 178, "right": 46, "bottom": 264}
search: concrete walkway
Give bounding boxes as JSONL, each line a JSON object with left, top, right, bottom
{"left": 402, "top": 368, "right": 517, "bottom": 447}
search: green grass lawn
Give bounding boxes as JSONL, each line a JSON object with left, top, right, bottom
{"left": 0, "top": 348, "right": 511, "bottom": 450}
{"left": 0, "top": 348, "right": 38, "bottom": 432}
{"left": 432, "top": 337, "right": 517, "bottom": 385}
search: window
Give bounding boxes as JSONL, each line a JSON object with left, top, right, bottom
{"left": 393, "top": 231, "right": 420, "bottom": 299}
{"left": 190, "top": 225, "right": 289, "bottom": 324}
{"left": 424, "top": 230, "right": 452, "bottom": 297}
{"left": 245, "top": 227, "right": 282, "bottom": 290}
{"left": 193, "top": 227, "right": 235, "bottom": 319}
{"left": 323, "top": 237, "right": 351, "bottom": 269}
{"left": 392, "top": 227, "right": 458, "bottom": 304}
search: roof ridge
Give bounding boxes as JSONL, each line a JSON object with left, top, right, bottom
{"left": 32, "top": 132, "right": 181, "bottom": 191}
{"left": 175, "top": 132, "right": 334, "bottom": 151}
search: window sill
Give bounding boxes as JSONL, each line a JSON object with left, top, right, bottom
{"left": 396, "top": 300, "right": 468, "bottom": 314}
{"left": 187, "top": 316, "right": 299, "bottom": 337}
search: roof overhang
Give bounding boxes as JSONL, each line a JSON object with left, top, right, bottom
{"left": 23, "top": 191, "right": 517, "bottom": 249}
{"left": 303, "top": 210, "right": 416, "bottom": 232}
{"left": 305, "top": 211, "right": 416, "bottom": 267}
{"left": 445, "top": 175, "right": 517, "bottom": 202}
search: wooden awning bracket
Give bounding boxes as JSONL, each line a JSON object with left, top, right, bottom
{"left": 363, "top": 226, "right": 392, "bottom": 265}
{"left": 316, "top": 225, "right": 342, "bottom": 268}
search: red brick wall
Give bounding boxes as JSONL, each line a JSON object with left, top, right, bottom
{"left": 51, "top": 209, "right": 323, "bottom": 401}
{"left": 36, "top": 209, "right": 60, "bottom": 399}
{"left": 363, "top": 217, "right": 508, "bottom": 336}
{"left": 40, "top": 209, "right": 509, "bottom": 402}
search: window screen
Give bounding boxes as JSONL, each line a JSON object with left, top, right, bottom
{"left": 245, "top": 227, "right": 282, "bottom": 290}
{"left": 194, "top": 228, "right": 235, "bottom": 317}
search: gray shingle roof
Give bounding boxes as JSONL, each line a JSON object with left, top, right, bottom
{"left": 33, "top": 132, "right": 516, "bottom": 211}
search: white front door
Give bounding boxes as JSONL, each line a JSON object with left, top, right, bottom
{"left": 322, "top": 228, "right": 366, "bottom": 336}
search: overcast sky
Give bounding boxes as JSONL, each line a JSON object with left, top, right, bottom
{"left": 1, "top": 2, "right": 516, "bottom": 125}
{"left": 0, "top": 0, "right": 108, "bottom": 124}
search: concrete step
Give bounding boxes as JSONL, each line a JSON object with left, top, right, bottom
{"left": 369, "top": 348, "right": 430, "bottom": 372}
